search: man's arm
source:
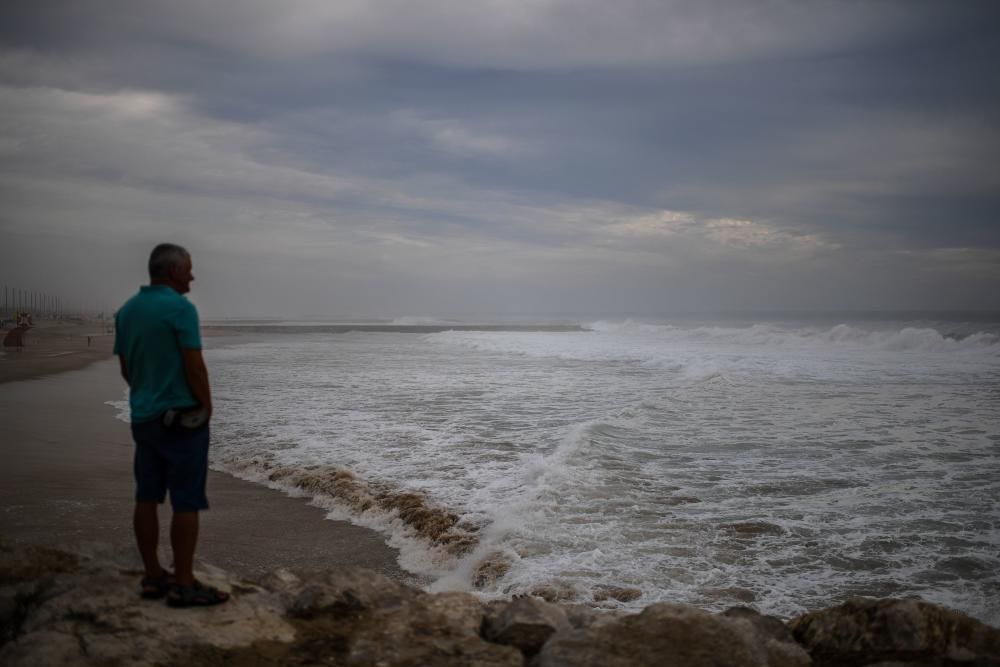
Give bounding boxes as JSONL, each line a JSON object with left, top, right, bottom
{"left": 182, "top": 348, "right": 212, "bottom": 419}
{"left": 118, "top": 356, "right": 130, "bottom": 386}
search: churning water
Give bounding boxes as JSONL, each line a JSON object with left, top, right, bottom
{"left": 200, "top": 316, "right": 999, "bottom": 622}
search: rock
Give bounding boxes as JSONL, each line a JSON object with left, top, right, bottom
{"left": 4, "top": 539, "right": 999, "bottom": 667}
{"left": 275, "top": 566, "right": 419, "bottom": 619}
{"left": 788, "top": 597, "right": 1000, "bottom": 666}
{"left": 204, "top": 570, "right": 521, "bottom": 667}
{"left": 536, "top": 602, "right": 810, "bottom": 667}
{"left": 593, "top": 585, "right": 643, "bottom": 604}
{"left": 723, "top": 606, "right": 813, "bottom": 667}
{"left": 562, "top": 603, "right": 625, "bottom": 631}
{"left": 340, "top": 589, "right": 521, "bottom": 667}
{"left": 484, "top": 596, "right": 571, "bottom": 656}
{"left": 473, "top": 552, "right": 513, "bottom": 588}
{"left": 527, "top": 580, "right": 580, "bottom": 603}
{"left": 0, "top": 544, "right": 295, "bottom": 667}
{"left": 0, "top": 544, "right": 79, "bottom": 586}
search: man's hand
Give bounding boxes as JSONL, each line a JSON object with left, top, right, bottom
{"left": 181, "top": 348, "right": 213, "bottom": 420}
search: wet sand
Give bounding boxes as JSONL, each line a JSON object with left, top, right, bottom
{"left": 1, "top": 320, "right": 116, "bottom": 383}
{"left": 0, "top": 351, "right": 405, "bottom": 581}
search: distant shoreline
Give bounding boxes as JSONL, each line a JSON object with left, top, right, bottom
{"left": 0, "top": 320, "right": 114, "bottom": 384}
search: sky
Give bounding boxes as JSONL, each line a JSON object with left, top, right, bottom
{"left": 1, "top": 1, "right": 998, "bottom": 319}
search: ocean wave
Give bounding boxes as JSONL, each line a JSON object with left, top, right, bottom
{"left": 199, "top": 329, "right": 1000, "bottom": 622}
{"left": 585, "top": 320, "right": 1000, "bottom": 354}
{"left": 820, "top": 324, "right": 999, "bottom": 352}
{"left": 104, "top": 389, "right": 130, "bottom": 423}
{"left": 214, "top": 455, "right": 481, "bottom": 567}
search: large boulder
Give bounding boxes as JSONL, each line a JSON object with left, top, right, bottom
{"left": 788, "top": 598, "right": 1000, "bottom": 666}
{"left": 484, "top": 596, "right": 571, "bottom": 656}
{"left": 535, "top": 602, "right": 810, "bottom": 667}
{"left": 238, "top": 570, "right": 521, "bottom": 666}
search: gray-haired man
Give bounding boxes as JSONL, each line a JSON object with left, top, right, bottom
{"left": 114, "top": 243, "right": 229, "bottom": 607}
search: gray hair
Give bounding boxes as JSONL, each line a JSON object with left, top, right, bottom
{"left": 148, "top": 243, "right": 190, "bottom": 280}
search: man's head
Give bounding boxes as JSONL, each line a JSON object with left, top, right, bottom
{"left": 148, "top": 243, "right": 194, "bottom": 294}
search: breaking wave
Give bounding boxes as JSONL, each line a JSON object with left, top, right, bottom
{"left": 186, "top": 320, "right": 999, "bottom": 622}
{"left": 215, "top": 455, "right": 482, "bottom": 574}
{"left": 584, "top": 320, "right": 999, "bottom": 354}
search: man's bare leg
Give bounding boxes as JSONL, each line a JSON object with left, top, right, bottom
{"left": 133, "top": 501, "right": 164, "bottom": 577}
{"left": 171, "top": 511, "right": 199, "bottom": 587}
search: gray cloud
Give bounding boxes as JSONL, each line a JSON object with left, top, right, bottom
{"left": 0, "top": 1, "right": 940, "bottom": 68}
{"left": 1, "top": 1, "right": 998, "bottom": 317}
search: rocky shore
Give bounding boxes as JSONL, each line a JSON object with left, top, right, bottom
{"left": 2, "top": 540, "right": 997, "bottom": 666}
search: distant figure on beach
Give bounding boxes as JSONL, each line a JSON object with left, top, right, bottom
{"left": 2, "top": 325, "right": 27, "bottom": 349}
{"left": 114, "top": 243, "right": 229, "bottom": 607}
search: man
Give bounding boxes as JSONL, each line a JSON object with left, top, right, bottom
{"left": 114, "top": 243, "right": 229, "bottom": 607}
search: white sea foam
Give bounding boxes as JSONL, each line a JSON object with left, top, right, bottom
{"left": 105, "top": 389, "right": 130, "bottom": 423}
{"left": 200, "top": 320, "right": 1000, "bottom": 624}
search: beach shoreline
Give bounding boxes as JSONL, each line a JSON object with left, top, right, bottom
{"left": 1, "top": 320, "right": 116, "bottom": 383}
{"left": 0, "top": 337, "right": 405, "bottom": 581}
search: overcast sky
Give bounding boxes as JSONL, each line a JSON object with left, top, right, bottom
{"left": 1, "top": 1, "right": 998, "bottom": 319}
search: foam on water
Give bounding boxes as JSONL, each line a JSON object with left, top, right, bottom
{"left": 105, "top": 390, "right": 130, "bottom": 422}
{"left": 180, "top": 320, "right": 998, "bottom": 622}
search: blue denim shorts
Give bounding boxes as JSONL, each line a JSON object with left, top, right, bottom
{"left": 131, "top": 418, "right": 210, "bottom": 512}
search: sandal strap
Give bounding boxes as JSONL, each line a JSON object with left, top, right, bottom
{"left": 167, "top": 580, "right": 230, "bottom": 606}
{"left": 140, "top": 571, "right": 175, "bottom": 599}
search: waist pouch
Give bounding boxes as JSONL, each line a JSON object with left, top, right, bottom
{"left": 162, "top": 406, "right": 209, "bottom": 430}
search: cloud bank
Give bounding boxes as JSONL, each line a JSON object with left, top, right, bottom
{"left": 1, "top": 0, "right": 997, "bottom": 317}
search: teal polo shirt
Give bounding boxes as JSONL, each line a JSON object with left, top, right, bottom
{"left": 114, "top": 284, "right": 202, "bottom": 423}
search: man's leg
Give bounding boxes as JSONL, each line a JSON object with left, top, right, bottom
{"left": 171, "top": 511, "right": 199, "bottom": 587}
{"left": 134, "top": 501, "right": 164, "bottom": 577}
{"left": 132, "top": 421, "right": 168, "bottom": 578}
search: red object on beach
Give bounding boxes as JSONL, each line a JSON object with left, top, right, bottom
{"left": 3, "top": 325, "right": 28, "bottom": 348}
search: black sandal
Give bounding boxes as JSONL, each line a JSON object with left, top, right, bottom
{"left": 140, "top": 571, "right": 175, "bottom": 599}
{"left": 166, "top": 580, "right": 231, "bottom": 608}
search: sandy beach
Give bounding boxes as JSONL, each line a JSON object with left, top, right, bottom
{"left": 0, "top": 325, "right": 404, "bottom": 580}
{"left": 0, "top": 320, "right": 117, "bottom": 383}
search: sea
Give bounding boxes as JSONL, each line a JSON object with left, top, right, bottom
{"left": 112, "top": 312, "right": 1000, "bottom": 623}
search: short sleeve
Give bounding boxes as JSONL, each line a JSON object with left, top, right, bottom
{"left": 174, "top": 300, "right": 202, "bottom": 349}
